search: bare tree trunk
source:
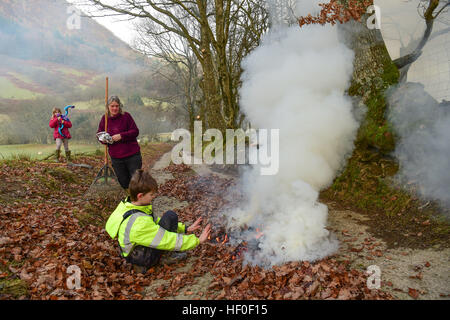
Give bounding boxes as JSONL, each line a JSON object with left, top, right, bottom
{"left": 393, "top": 0, "right": 446, "bottom": 82}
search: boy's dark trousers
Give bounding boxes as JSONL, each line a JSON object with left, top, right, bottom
{"left": 110, "top": 151, "right": 142, "bottom": 189}
{"left": 125, "top": 210, "right": 179, "bottom": 268}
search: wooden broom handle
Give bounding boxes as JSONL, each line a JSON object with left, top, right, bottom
{"left": 104, "top": 77, "right": 109, "bottom": 165}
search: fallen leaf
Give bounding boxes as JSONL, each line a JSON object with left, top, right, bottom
{"left": 222, "top": 276, "right": 232, "bottom": 286}
{"left": 292, "top": 287, "right": 305, "bottom": 299}
{"left": 0, "top": 237, "right": 12, "bottom": 245}
{"left": 208, "top": 281, "right": 220, "bottom": 290}
{"left": 19, "top": 269, "right": 33, "bottom": 282}
{"left": 409, "top": 271, "right": 423, "bottom": 280}
{"left": 408, "top": 288, "right": 419, "bottom": 299}
{"left": 337, "top": 288, "right": 352, "bottom": 300}
{"left": 124, "top": 275, "right": 134, "bottom": 285}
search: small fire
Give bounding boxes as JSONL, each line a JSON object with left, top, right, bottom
{"left": 208, "top": 226, "right": 264, "bottom": 261}
{"left": 213, "top": 233, "right": 229, "bottom": 245}
{"left": 221, "top": 234, "right": 228, "bottom": 244}
{"left": 255, "top": 228, "right": 264, "bottom": 240}
{"left": 231, "top": 241, "right": 248, "bottom": 261}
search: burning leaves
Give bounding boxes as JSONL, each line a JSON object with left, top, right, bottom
{"left": 158, "top": 167, "right": 394, "bottom": 300}
{"left": 214, "top": 234, "right": 229, "bottom": 245}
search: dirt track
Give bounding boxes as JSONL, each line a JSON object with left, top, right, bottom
{"left": 328, "top": 208, "right": 449, "bottom": 299}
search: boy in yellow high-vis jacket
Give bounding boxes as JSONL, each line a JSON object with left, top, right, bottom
{"left": 105, "top": 169, "right": 211, "bottom": 272}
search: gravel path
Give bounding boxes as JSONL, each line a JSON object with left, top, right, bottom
{"left": 328, "top": 208, "right": 449, "bottom": 300}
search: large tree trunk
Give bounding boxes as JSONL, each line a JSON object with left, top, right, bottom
{"left": 321, "top": 13, "right": 402, "bottom": 212}
{"left": 339, "top": 14, "right": 399, "bottom": 153}
{"left": 198, "top": 13, "right": 223, "bottom": 132}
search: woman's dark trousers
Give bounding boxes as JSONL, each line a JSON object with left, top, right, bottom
{"left": 110, "top": 152, "right": 142, "bottom": 189}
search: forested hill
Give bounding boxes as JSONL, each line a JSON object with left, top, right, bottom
{"left": 0, "top": 0, "right": 147, "bottom": 99}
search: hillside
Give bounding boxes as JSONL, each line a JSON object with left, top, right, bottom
{"left": 0, "top": 0, "right": 147, "bottom": 99}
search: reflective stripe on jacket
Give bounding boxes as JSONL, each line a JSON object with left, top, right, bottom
{"left": 105, "top": 197, "right": 199, "bottom": 257}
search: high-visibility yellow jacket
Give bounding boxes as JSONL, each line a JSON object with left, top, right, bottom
{"left": 105, "top": 197, "right": 200, "bottom": 257}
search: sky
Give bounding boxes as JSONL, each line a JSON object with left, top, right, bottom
{"left": 375, "top": 0, "right": 449, "bottom": 102}
{"left": 66, "top": 0, "right": 139, "bottom": 45}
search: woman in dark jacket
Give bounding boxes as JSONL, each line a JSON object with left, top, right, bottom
{"left": 97, "top": 96, "right": 142, "bottom": 190}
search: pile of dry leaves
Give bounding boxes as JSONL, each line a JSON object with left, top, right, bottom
{"left": 0, "top": 156, "right": 393, "bottom": 300}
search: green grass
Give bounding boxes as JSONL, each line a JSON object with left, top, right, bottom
{"left": 0, "top": 77, "right": 43, "bottom": 100}
{"left": 72, "top": 99, "right": 104, "bottom": 111}
{"left": 0, "top": 278, "right": 28, "bottom": 299}
{"left": 7, "top": 72, "right": 34, "bottom": 85}
{"left": 141, "top": 97, "right": 172, "bottom": 109}
{"left": 0, "top": 114, "right": 11, "bottom": 123}
{"left": 0, "top": 143, "right": 101, "bottom": 160}
{"left": 56, "top": 66, "right": 88, "bottom": 78}
{"left": 0, "top": 261, "right": 28, "bottom": 299}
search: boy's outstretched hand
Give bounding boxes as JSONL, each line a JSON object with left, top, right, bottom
{"left": 187, "top": 217, "right": 203, "bottom": 233}
{"left": 199, "top": 224, "right": 212, "bottom": 244}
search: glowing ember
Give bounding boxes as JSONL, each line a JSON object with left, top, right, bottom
{"left": 221, "top": 234, "right": 229, "bottom": 244}
{"left": 255, "top": 231, "right": 264, "bottom": 240}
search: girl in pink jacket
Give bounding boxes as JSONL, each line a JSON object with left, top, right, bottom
{"left": 49, "top": 107, "right": 72, "bottom": 162}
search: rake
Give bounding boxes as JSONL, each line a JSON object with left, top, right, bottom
{"left": 84, "top": 77, "right": 122, "bottom": 198}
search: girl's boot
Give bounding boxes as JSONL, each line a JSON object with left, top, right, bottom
{"left": 55, "top": 150, "right": 61, "bottom": 162}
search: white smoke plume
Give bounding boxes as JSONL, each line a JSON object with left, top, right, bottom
{"left": 387, "top": 82, "right": 450, "bottom": 210}
{"left": 224, "top": 0, "right": 359, "bottom": 267}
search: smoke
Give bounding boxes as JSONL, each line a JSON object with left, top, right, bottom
{"left": 293, "top": 0, "right": 322, "bottom": 17}
{"left": 224, "top": 1, "right": 359, "bottom": 267}
{"left": 387, "top": 82, "right": 450, "bottom": 210}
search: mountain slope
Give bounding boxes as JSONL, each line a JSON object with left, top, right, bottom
{"left": 0, "top": 0, "right": 146, "bottom": 99}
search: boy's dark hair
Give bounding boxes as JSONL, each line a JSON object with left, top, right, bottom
{"left": 129, "top": 169, "right": 158, "bottom": 201}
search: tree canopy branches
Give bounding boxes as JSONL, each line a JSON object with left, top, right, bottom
{"left": 87, "top": 0, "right": 269, "bottom": 131}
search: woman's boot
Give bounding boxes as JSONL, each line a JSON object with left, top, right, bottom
{"left": 65, "top": 150, "right": 72, "bottom": 162}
